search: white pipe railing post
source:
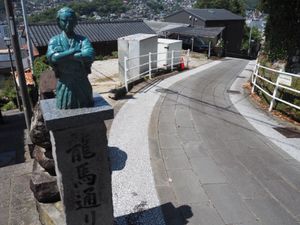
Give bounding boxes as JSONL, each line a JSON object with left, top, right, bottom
{"left": 251, "top": 63, "right": 257, "bottom": 84}
{"left": 149, "top": 52, "right": 152, "bottom": 79}
{"left": 186, "top": 49, "right": 190, "bottom": 68}
{"left": 251, "top": 63, "right": 259, "bottom": 94}
{"left": 208, "top": 41, "right": 211, "bottom": 59}
{"left": 171, "top": 50, "right": 174, "bottom": 71}
{"left": 269, "top": 69, "right": 282, "bottom": 111}
{"left": 124, "top": 56, "right": 128, "bottom": 92}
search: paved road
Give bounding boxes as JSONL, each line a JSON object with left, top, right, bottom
{"left": 151, "top": 58, "right": 300, "bottom": 225}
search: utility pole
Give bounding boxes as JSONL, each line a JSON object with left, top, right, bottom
{"left": 248, "top": 19, "right": 253, "bottom": 56}
{"left": 4, "top": 0, "right": 32, "bottom": 129}
{"left": 20, "top": 0, "right": 34, "bottom": 70}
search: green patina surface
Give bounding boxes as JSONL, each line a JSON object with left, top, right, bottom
{"left": 46, "top": 7, "right": 95, "bottom": 109}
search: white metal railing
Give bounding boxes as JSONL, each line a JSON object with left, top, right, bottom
{"left": 123, "top": 49, "right": 190, "bottom": 91}
{"left": 251, "top": 63, "right": 300, "bottom": 111}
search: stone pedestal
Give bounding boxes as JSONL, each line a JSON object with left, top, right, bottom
{"left": 40, "top": 94, "right": 114, "bottom": 225}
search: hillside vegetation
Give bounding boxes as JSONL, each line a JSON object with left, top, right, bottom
{"left": 29, "top": 0, "right": 126, "bottom": 23}
{"left": 245, "top": 0, "right": 259, "bottom": 9}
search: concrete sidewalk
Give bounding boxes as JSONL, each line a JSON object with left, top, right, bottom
{"left": 0, "top": 111, "right": 41, "bottom": 225}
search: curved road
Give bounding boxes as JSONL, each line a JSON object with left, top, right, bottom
{"left": 152, "top": 58, "right": 300, "bottom": 225}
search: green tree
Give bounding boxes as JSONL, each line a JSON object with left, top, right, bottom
{"left": 241, "top": 25, "right": 262, "bottom": 52}
{"left": 194, "top": 0, "right": 245, "bottom": 16}
{"left": 29, "top": 7, "right": 59, "bottom": 23}
{"left": 257, "top": 0, "right": 269, "bottom": 12}
{"left": 261, "top": 0, "right": 300, "bottom": 62}
{"left": 245, "top": 0, "right": 259, "bottom": 9}
{"left": 147, "top": 1, "right": 164, "bottom": 14}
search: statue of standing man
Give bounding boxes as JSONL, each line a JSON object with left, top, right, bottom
{"left": 46, "top": 7, "right": 95, "bottom": 109}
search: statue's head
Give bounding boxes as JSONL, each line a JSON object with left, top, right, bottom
{"left": 57, "top": 7, "right": 77, "bottom": 35}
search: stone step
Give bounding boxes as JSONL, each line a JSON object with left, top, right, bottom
{"left": 37, "top": 201, "right": 66, "bottom": 225}
{"left": 0, "top": 160, "right": 42, "bottom": 225}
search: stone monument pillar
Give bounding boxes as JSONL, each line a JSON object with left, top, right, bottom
{"left": 40, "top": 94, "right": 114, "bottom": 225}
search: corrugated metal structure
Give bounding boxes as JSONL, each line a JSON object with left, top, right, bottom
{"left": 29, "top": 20, "right": 156, "bottom": 56}
{"left": 164, "top": 26, "right": 224, "bottom": 39}
{"left": 164, "top": 8, "right": 245, "bottom": 54}
{"left": 164, "top": 26, "right": 225, "bottom": 51}
{"left": 144, "top": 20, "right": 188, "bottom": 36}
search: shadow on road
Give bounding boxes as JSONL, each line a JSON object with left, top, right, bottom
{"left": 153, "top": 84, "right": 300, "bottom": 150}
{"left": 114, "top": 202, "right": 193, "bottom": 225}
{"left": 109, "top": 146, "right": 127, "bottom": 171}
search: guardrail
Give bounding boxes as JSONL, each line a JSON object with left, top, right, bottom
{"left": 123, "top": 49, "right": 190, "bottom": 91}
{"left": 251, "top": 63, "right": 300, "bottom": 111}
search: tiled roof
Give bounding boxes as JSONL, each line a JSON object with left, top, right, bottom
{"left": 165, "top": 8, "right": 244, "bottom": 21}
{"left": 29, "top": 20, "right": 156, "bottom": 47}
{"left": 165, "top": 26, "right": 225, "bottom": 38}
{"left": 185, "top": 8, "right": 244, "bottom": 21}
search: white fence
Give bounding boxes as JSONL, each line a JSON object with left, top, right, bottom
{"left": 251, "top": 63, "right": 300, "bottom": 111}
{"left": 123, "top": 49, "right": 190, "bottom": 91}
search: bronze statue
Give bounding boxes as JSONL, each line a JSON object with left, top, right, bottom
{"left": 46, "top": 7, "right": 95, "bottom": 109}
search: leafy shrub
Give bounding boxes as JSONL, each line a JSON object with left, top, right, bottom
{"left": 95, "top": 55, "right": 104, "bottom": 60}
{"left": 1, "top": 101, "right": 15, "bottom": 111}
{"left": 111, "top": 51, "right": 118, "bottom": 58}
{"left": 0, "top": 78, "right": 16, "bottom": 100}
{"left": 95, "top": 52, "right": 118, "bottom": 61}
{"left": 33, "top": 55, "right": 50, "bottom": 84}
{"left": 0, "top": 78, "right": 17, "bottom": 110}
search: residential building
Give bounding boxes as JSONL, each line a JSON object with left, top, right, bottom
{"left": 164, "top": 8, "right": 245, "bottom": 54}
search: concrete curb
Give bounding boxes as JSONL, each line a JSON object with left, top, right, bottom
{"left": 229, "top": 60, "right": 300, "bottom": 162}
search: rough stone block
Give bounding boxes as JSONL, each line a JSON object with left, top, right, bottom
{"left": 33, "top": 146, "right": 55, "bottom": 175}
{"left": 30, "top": 161, "right": 60, "bottom": 203}
{"left": 30, "top": 103, "right": 52, "bottom": 149}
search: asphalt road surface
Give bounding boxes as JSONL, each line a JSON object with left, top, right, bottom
{"left": 154, "top": 58, "right": 300, "bottom": 225}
